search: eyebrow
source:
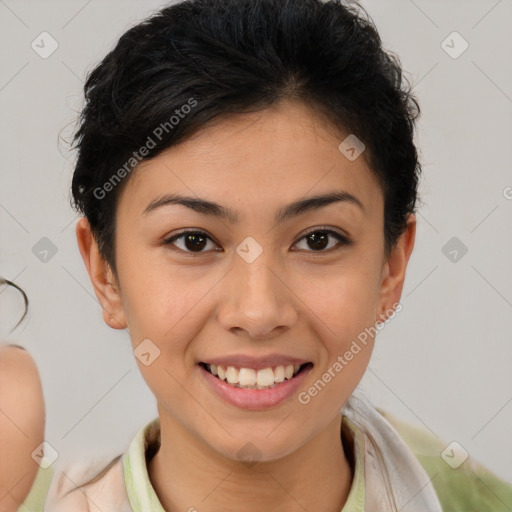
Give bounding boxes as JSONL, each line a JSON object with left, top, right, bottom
{"left": 142, "top": 190, "right": 365, "bottom": 224}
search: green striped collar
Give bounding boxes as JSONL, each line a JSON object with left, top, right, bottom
{"left": 122, "top": 415, "right": 365, "bottom": 511}
{"left": 122, "top": 417, "right": 164, "bottom": 511}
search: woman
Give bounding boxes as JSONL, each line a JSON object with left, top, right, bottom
{"left": 44, "top": 0, "right": 512, "bottom": 510}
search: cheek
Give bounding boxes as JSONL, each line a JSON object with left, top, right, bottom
{"left": 291, "top": 264, "right": 380, "bottom": 395}
{"left": 120, "top": 265, "right": 211, "bottom": 375}
{"left": 116, "top": 246, "right": 179, "bottom": 334}
{"left": 295, "top": 272, "right": 377, "bottom": 413}
{"left": 295, "top": 264, "right": 380, "bottom": 338}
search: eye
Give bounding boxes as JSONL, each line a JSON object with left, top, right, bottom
{"left": 163, "top": 230, "right": 219, "bottom": 255}
{"left": 164, "top": 227, "right": 351, "bottom": 255}
{"left": 293, "top": 228, "right": 351, "bottom": 253}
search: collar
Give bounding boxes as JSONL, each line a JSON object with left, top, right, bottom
{"left": 122, "top": 414, "right": 366, "bottom": 512}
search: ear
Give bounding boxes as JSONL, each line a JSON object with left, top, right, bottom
{"left": 375, "top": 213, "right": 416, "bottom": 324}
{"left": 76, "top": 217, "right": 127, "bottom": 330}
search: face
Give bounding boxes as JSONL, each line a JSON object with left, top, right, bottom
{"left": 78, "top": 98, "right": 414, "bottom": 463}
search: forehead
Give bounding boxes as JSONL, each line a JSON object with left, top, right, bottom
{"left": 119, "top": 99, "right": 383, "bottom": 224}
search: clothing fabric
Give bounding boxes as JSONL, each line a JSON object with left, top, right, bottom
{"left": 341, "top": 394, "right": 443, "bottom": 511}
{"left": 18, "top": 465, "right": 54, "bottom": 512}
{"left": 33, "top": 395, "right": 512, "bottom": 511}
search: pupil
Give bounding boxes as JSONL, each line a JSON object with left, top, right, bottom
{"left": 185, "top": 233, "right": 207, "bottom": 251}
{"left": 307, "top": 232, "right": 328, "bottom": 250}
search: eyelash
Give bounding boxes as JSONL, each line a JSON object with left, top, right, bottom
{"left": 163, "top": 227, "right": 352, "bottom": 256}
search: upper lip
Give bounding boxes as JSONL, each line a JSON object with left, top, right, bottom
{"left": 199, "top": 354, "right": 311, "bottom": 371}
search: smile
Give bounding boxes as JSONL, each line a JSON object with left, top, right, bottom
{"left": 199, "top": 362, "right": 314, "bottom": 389}
{"left": 197, "top": 355, "right": 315, "bottom": 410}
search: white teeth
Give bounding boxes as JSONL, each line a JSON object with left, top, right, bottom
{"left": 274, "top": 365, "right": 285, "bottom": 383}
{"left": 238, "top": 368, "right": 256, "bottom": 386}
{"left": 226, "top": 366, "right": 239, "bottom": 384}
{"left": 205, "top": 363, "right": 304, "bottom": 389}
{"left": 256, "top": 368, "right": 275, "bottom": 387}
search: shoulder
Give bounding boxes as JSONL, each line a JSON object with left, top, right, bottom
{"left": 0, "top": 344, "right": 44, "bottom": 421}
{"left": 43, "top": 456, "right": 131, "bottom": 512}
{"left": 0, "top": 344, "right": 45, "bottom": 507}
{"left": 378, "top": 408, "right": 512, "bottom": 511}
{"left": 43, "top": 418, "right": 158, "bottom": 512}
{"left": 0, "top": 343, "right": 43, "bottom": 401}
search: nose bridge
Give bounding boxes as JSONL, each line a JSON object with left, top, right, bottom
{"left": 218, "top": 241, "right": 297, "bottom": 337}
{"left": 234, "top": 233, "right": 277, "bottom": 290}
{"left": 235, "top": 243, "right": 280, "bottom": 307}
{"left": 241, "top": 252, "right": 274, "bottom": 293}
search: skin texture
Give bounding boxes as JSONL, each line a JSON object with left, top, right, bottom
{"left": 0, "top": 344, "right": 45, "bottom": 512}
{"left": 77, "top": 98, "right": 416, "bottom": 512}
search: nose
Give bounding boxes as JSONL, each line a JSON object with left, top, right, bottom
{"left": 217, "top": 251, "right": 298, "bottom": 340}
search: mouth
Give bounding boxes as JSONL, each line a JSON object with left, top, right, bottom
{"left": 198, "top": 361, "right": 314, "bottom": 390}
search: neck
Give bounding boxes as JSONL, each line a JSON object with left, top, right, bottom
{"left": 147, "top": 411, "right": 354, "bottom": 512}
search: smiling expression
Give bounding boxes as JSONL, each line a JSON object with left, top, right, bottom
{"left": 79, "top": 97, "right": 414, "bottom": 462}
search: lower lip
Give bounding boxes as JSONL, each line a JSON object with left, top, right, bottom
{"left": 198, "top": 364, "right": 313, "bottom": 411}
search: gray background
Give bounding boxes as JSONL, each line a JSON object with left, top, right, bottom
{"left": 1, "top": 0, "right": 511, "bottom": 486}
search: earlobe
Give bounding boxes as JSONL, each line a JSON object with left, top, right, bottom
{"left": 75, "top": 217, "right": 128, "bottom": 330}
{"left": 375, "top": 214, "right": 416, "bottom": 324}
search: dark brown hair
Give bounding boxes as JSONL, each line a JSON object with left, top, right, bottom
{"left": 70, "top": 0, "right": 421, "bottom": 282}
{"left": 0, "top": 277, "right": 29, "bottom": 333}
